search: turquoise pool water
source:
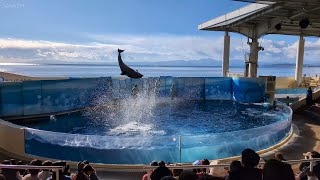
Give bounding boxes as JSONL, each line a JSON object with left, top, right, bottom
{"left": 275, "top": 88, "right": 308, "bottom": 94}
{"left": 23, "top": 100, "right": 292, "bottom": 164}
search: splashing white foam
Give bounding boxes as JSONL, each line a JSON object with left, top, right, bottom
{"left": 108, "top": 121, "right": 165, "bottom": 136}
{"left": 85, "top": 79, "right": 167, "bottom": 136}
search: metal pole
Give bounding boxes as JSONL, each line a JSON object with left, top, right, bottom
{"left": 222, "top": 31, "right": 230, "bottom": 77}
{"left": 55, "top": 169, "right": 59, "bottom": 180}
{"left": 248, "top": 38, "right": 259, "bottom": 77}
{"left": 179, "top": 135, "right": 182, "bottom": 163}
{"left": 295, "top": 35, "right": 305, "bottom": 86}
{"left": 310, "top": 161, "right": 314, "bottom": 172}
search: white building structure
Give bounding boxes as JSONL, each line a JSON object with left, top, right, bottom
{"left": 198, "top": 0, "right": 320, "bottom": 86}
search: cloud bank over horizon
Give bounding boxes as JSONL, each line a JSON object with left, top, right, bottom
{"left": 0, "top": 34, "right": 319, "bottom": 65}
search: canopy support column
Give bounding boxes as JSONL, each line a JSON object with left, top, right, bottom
{"left": 295, "top": 35, "right": 305, "bottom": 87}
{"left": 248, "top": 38, "right": 259, "bottom": 77}
{"left": 222, "top": 32, "right": 230, "bottom": 77}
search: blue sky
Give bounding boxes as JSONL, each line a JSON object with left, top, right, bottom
{"left": 0, "top": 0, "right": 319, "bottom": 65}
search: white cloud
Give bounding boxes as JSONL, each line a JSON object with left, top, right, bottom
{"left": 0, "top": 34, "right": 319, "bottom": 64}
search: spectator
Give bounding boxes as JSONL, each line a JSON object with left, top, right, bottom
{"left": 17, "top": 161, "right": 28, "bottom": 177}
{"left": 298, "top": 151, "right": 320, "bottom": 180}
{"left": 228, "top": 148, "right": 262, "bottom": 180}
{"left": 1, "top": 160, "right": 22, "bottom": 180}
{"left": 274, "top": 152, "right": 286, "bottom": 162}
{"left": 263, "top": 159, "right": 294, "bottom": 180}
{"left": 225, "top": 160, "right": 242, "bottom": 180}
{"left": 150, "top": 161, "right": 173, "bottom": 180}
{"left": 286, "top": 96, "right": 290, "bottom": 106}
{"left": 142, "top": 161, "right": 158, "bottom": 180}
{"left": 83, "top": 165, "right": 98, "bottom": 180}
{"left": 0, "top": 174, "right": 5, "bottom": 180}
{"left": 198, "top": 174, "right": 224, "bottom": 180}
{"left": 306, "top": 87, "right": 313, "bottom": 106}
{"left": 71, "top": 162, "right": 88, "bottom": 180}
{"left": 48, "top": 161, "right": 72, "bottom": 180}
{"left": 178, "top": 170, "right": 198, "bottom": 180}
{"left": 195, "top": 159, "right": 210, "bottom": 178}
{"left": 22, "top": 159, "right": 42, "bottom": 180}
{"left": 82, "top": 161, "right": 89, "bottom": 165}
{"left": 160, "top": 176, "right": 176, "bottom": 180}
{"left": 63, "top": 164, "right": 71, "bottom": 177}
{"left": 38, "top": 161, "right": 52, "bottom": 180}
{"left": 10, "top": 159, "right": 17, "bottom": 165}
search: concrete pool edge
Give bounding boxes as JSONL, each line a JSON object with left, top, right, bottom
{"left": 0, "top": 115, "right": 294, "bottom": 171}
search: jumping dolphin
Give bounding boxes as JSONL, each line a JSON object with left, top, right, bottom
{"left": 118, "top": 49, "right": 143, "bottom": 79}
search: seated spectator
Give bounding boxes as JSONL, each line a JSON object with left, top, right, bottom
{"left": 10, "top": 159, "right": 17, "bottom": 165}
{"left": 178, "top": 170, "right": 198, "bottom": 180}
{"left": 82, "top": 160, "right": 90, "bottom": 165}
{"left": 274, "top": 152, "right": 286, "bottom": 162}
{"left": 160, "top": 176, "right": 176, "bottom": 180}
{"left": 48, "top": 161, "right": 72, "bottom": 180}
{"left": 71, "top": 162, "right": 88, "bottom": 180}
{"left": 198, "top": 174, "right": 224, "bottom": 180}
{"left": 17, "top": 161, "right": 28, "bottom": 177}
{"left": 228, "top": 148, "right": 262, "bottom": 180}
{"left": 143, "top": 161, "right": 158, "bottom": 180}
{"left": 172, "top": 164, "right": 183, "bottom": 177}
{"left": 225, "top": 160, "right": 241, "bottom": 180}
{"left": 83, "top": 164, "right": 98, "bottom": 180}
{"left": 38, "top": 161, "right": 52, "bottom": 180}
{"left": 1, "top": 160, "right": 22, "bottom": 180}
{"left": 150, "top": 161, "right": 173, "bottom": 180}
{"left": 208, "top": 160, "right": 219, "bottom": 176}
{"left": 196, "top": 159, "right": 210, "bottom": 178}
{"left": 263, "top": 159, "right": 294, "bottom": 180}
{"left": 299, "top": 152, "right": 311, "bottom": 179}
{"left": 0, "top": 174, "right": 5, "bottom": 180}
{"left": 22, "top": 159, "right": 42, "bottom": 180}
{"left": 298, "top": 151, "right": 320, "bottom": 180}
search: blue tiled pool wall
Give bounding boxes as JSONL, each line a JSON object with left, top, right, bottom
{"left": 0, "top": 77, "right": 266, "bottom": 117}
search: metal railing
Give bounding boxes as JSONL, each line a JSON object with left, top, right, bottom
{"left": 0, "top": 165, "right": 63, "bottom": 180}
{"left": 1, "top": 158, "right": 320, "bottom": 180}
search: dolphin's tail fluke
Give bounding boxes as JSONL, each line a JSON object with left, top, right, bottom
{"left": 118, "top": 49, "right": 125, "bottom": 53}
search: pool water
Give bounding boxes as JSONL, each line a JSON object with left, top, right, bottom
{"left": 23, "top": 100, "right": 292, "bottom": 164}
{"left": 24, "top": 101, "right": 287, "bottom": 136}
{"left": 275, "top": 88, "right": 308, "bottom": 94}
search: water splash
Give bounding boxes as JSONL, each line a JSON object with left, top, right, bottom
{"left": 84, "top": 79, "right": 167, "bottom": 136}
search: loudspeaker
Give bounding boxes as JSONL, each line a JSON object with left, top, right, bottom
{"left": 275, "top": 23, "right": 282, "bottom": 31}
{"left": 299, "top": 19, "right": 310, "bottom": 29}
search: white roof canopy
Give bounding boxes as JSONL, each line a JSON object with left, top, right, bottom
{"left": 198, "top": 0, "right": 320, "bottom": 38}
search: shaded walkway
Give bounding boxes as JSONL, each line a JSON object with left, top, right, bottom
{"left": 263, "top": 99, "right": 320, "bottom": 173}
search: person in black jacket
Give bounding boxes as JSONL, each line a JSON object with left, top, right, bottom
{"left": 228, "top": 149, "right": 262, "bottom": 180}
{"left": 151, "top": 161, "right": 173, "bottom": 180}
{"left": 306, "top": 87, "right": 313, "bottom": 106}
